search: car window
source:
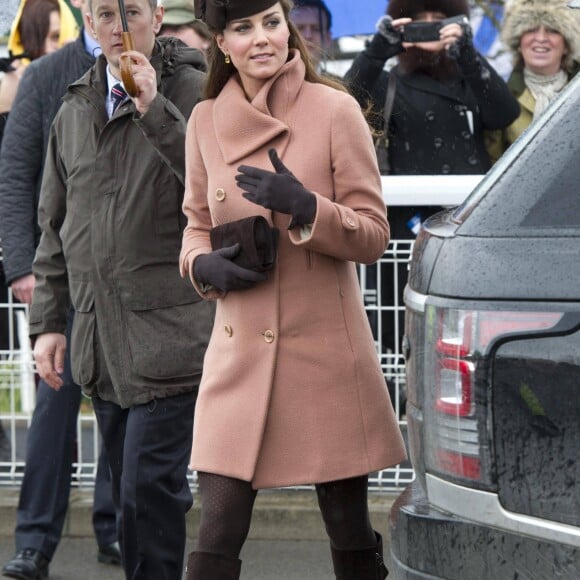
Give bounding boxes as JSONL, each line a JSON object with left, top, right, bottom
{"left": 454, "top": 75, "right": 580, "bottom": 237}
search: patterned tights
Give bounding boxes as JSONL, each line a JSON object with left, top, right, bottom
{"left": 196, "top": 472, "right": 377, "bottom": 558}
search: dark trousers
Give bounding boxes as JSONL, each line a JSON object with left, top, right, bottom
{"left": 15, "top": 313, "right": 117, "bottom": 559}
{"left": 0, "top": 263, "right": 11, "bottom": 352}
{"left": 93, "top": 390, "right": 196, "bottom": 580}
{"left": 0, "top": 265, "right": 12, "bottom": 459}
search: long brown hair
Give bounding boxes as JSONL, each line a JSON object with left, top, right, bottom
{"left": 203, "top": 0, "right": 345, "bottom": 99}
{"left": 18, "top": 0, "right": 60, "bottom": 60}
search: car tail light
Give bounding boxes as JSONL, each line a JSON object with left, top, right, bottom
{"left": 424, "top": 306, "right": 561, "bottom": 487}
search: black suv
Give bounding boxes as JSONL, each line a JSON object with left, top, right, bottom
{"left": 389, "top": 75, "right": 580, "bottom": 577}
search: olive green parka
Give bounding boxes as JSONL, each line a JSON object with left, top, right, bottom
{"left": 30, "top": 39, "right": 214, "bottom": 408}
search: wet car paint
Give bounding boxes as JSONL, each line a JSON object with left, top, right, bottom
{"left": 390, "top": 74, "right": 580, "bottom": 579}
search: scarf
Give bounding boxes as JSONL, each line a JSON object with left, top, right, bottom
{"left": 524, "top": 68, "right": 568, "bottom": 118}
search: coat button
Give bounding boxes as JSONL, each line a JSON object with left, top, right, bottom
{"left": 215, "top": 188, "right": 226, "bottom": 201}
{"left": 345, "top": 217, "right": 356, "bottom": 228}
{"left": 263, "top": 330, "right": 275, "bottom": 343}
{"left": 433, "top": 137, "right": 443, "bottom": 149}
{"left": 441, "top": 164, "right": 451, "bottom": 174}
{"left": 425, "top": 111, "right": 435, "bottom": 122}
{"left": 468, "top": 155, "right": 479, "bottom": 166}
{"left": 224, "top": 324, "right": 233, "bottom": 337}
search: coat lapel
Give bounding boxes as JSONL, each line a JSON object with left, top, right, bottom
{"left": 214, "top": 51, "right": 305, "bottom": 165}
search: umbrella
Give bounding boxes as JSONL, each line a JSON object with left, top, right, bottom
{"left": 117, "top": 0, "right": 139, "bottom": 96}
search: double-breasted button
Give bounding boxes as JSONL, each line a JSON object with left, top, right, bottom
{"left": 433, "top": 137, "right": 443, "bottom": 149}
{"left": 215, "top": 188, "right": 226, "bottom": 201}
{"left": 263, "top": 330, "right": 275, "bottom": 343}
{"left": 425, "top": 110, "right": 435, "bottom": 122}
{"left": 224, "top": 324, "right": 233, "bottom": 337}
{"left": 467, "top": 155, "right": 479, "bottom": 166}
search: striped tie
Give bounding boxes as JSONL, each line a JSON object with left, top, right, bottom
{"left": 111, "top": 83, "right": 127, "bottom": 113}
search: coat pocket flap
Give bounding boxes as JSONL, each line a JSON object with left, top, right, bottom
{"left": 28, "top": 303, "right": 43, "bottom": 324}
{"left": 70, "top": 281, "right": 95, "bottom": 313}
{"left": 118, "top": 267, "right": 202, "bottom": 311}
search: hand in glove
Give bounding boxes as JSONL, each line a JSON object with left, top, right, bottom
{"left": 193, "top": 244, "right": 267, "bottom": 292}
{"left": 365, "top": 15, "right": 409, "bottom": 61}
{"left": 236, "top": 148, "right": 317, "bottom": 230}
{"left": 441, "top": 18, "right": 481, "bottom": 74}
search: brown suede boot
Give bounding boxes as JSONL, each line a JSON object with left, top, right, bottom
{"left": 185, "top": 551, "right": 242, "bottom": 580}
{"left": 330, "top": 532, "right": 389, "bottom": 579}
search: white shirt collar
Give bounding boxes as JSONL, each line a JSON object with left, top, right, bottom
{"left": 105, "top": 66, "right": 128, "bottom": 118}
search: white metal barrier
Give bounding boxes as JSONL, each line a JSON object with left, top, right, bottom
{"left": 0, "top": 244, "right": 413, "bottom": 491}
{"left": 0, "top": 175, "right": 483, "bottom": 493}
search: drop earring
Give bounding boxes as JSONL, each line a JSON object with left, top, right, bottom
{"left": 224, "top": 53, "right": 230, "bottom": 64}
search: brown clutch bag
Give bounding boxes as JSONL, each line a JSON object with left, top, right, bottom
{"left": 210, "top": 216, "right": 279, "bottom": 272}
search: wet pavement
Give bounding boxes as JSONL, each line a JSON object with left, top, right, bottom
{"left": 0, "top": 487, "right": 396, "bottom": 579}
{"left": 0, "top": 536, "right": 335, "bottom": 579}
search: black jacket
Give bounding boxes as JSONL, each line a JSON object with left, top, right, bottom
{"left": 345, "top": 37, "right": 520, "bottom": 176}
{"left": 0, "top": 34, "right": 94, "bottom": 285}
{"left": 345, "top": 33, "right": 519, "bottom": 238}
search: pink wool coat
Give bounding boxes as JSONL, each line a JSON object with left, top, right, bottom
{"left": 180, "top": 50, "right": 406, "bottom": 489}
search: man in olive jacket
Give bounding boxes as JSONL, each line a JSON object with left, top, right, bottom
{"left": 29, "top": 1, "right": 213, "bottom": 578}
{"left": 0, "top": 4, "right": 122, "bottom": 578}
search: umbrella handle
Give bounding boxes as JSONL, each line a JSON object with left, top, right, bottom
{"left": 119, "top": 31, "right": 139, "bottom": 97}
{"left": 117, "top": 0, "right": 139, "bottom": 97}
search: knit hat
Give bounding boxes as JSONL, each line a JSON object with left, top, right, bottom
{"left": 163, "top": 0, "right": 197, "bottom": 26}
{"left": 194, "top": 0, "right": 278, "bottom": 31}
{"left": 387, "top": 0, "right": 469, "bottom": 20}
{"left": 502, "top": 0, "right": 580, "bottom": 70}
{"left": 8, "top": 0, "right": 78, "bottom": 64}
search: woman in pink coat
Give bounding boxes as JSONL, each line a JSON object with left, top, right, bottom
{"left": 180, "top": 0, "right": 407, "bottom": 577}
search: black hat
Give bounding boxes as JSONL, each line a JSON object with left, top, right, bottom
{"left": 387, "top": 0, "right": 469, "bottom": 19}
{"left": 195, "top": 0, "right": 279, "bottom": 30}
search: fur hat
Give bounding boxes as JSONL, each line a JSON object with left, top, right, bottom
{"left": 194, "top": 0, "right": 278, "bottom": 30}
{"left": 502, "top": 0, "right": 580, "bottom": 71}
{"left": 387, "top": 0, "right": 469, "bottom": 20}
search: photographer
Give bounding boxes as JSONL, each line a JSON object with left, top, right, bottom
{"left": 344, "top": 0, "right": 519, "bottom": 395}
{"left": 346, "top": 0, "right": 519, "bottom": 190}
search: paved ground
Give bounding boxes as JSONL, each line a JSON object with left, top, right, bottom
{"left": 0, "top": 488, "right": 397, "bottom": 579}
{"left": 0, "top": 536, "right": 337, "bottom": 580}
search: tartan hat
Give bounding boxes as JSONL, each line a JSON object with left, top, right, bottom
{"left": 195, "top": 0, "right": 279, "bottom": 30}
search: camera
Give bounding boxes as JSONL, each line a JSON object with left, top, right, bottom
{"left": 402, "top": 21, "right": 442, "bottom": 43}
{"left": 402, "top": 15, "right": 469, "bottom": 43}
